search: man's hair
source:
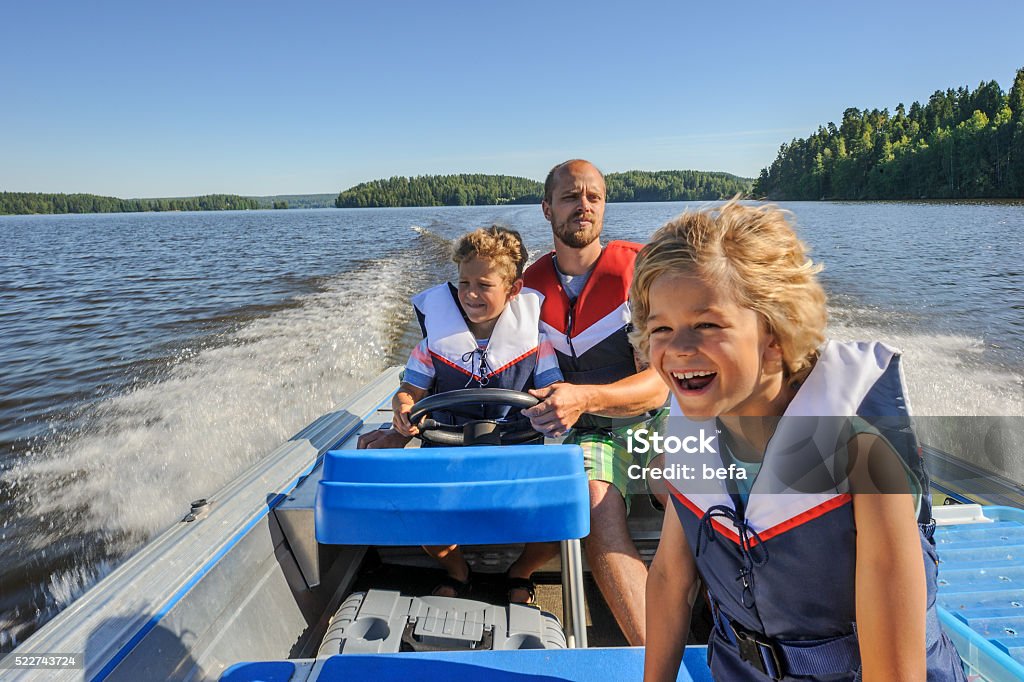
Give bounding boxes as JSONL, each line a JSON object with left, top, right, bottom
{"left": 452, "top": 225, "right": 529, "bottom": 285}
{"left": 629, "top": 200, "right": 827, "bottom": 385}
{"left": 543, "top": 159, "right": 603, "bottom": 203}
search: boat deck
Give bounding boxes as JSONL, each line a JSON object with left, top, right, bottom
{"left": 933, "top": 505, "right": 1024, "bottom": 682}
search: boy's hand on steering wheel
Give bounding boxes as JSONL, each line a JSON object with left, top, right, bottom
{"left": 392, "top": 392, "right": 420, "bottom": 436}
{"left": 393, "top": 404, "right": 420, "bottom": 436}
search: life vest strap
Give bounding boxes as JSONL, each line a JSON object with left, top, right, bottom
{"left": 708, "top": 594, "right": 944, "bottom": 679}
{"left": 709, "top": 597, "right": 858, "bottom": 680}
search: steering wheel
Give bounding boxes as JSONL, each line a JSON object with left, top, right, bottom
{"left": 408, "top": 388, "right": 540, "bottom": 446}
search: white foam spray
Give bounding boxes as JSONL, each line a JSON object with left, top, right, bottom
{"left": 3, "top": 251, "right": 428, "bottom": 622}
{"left": 827, "top": 300, "right": 1024, "bottom": 483}
{"left": 827, "top": 302, "right": 1023, "bottom": 417}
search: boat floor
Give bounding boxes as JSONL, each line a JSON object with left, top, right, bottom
{"left": 352, "top": 549, "right": 714, "bottom": 648}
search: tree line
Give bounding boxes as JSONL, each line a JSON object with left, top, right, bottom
{"left": 753, "top": 67, "right": 1024, "bottom": 200}
{"left": 0, "top": 192, "right": 259, "bottom": 215}
{"left": 335, "top": 171, "right": 751, "bottom": 208}
{"left": 605, "top": 170, "right": 751, "bottom": 202}
{"left": 253, "top": 193, "right": 337, "bottom": 209}
{"left": 335, "top": 174, "right": 543, "bottom": 207}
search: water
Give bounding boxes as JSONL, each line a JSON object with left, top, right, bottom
{"left": 1, "top": 202, "right": 1022, "bottom": 649}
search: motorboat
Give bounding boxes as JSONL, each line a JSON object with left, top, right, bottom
{"left": 3, "top": 367, "right": 1023, "bottom": 681}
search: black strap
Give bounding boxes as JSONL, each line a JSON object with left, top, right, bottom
{"left": 709, "top": 597, "right": 860, "bottom": 680}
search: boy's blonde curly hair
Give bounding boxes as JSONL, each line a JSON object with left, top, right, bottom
{"left": 629, "top": 200, "right": 827, "bottom": 385}
{"left": 452, "top": 225, "right": 528, "bottom": 286}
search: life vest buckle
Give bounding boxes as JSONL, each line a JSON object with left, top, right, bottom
{"left": 729, "top": 621, "right": 783, "bottom": 680}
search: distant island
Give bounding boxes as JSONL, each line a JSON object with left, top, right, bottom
{"left": 0, "top": 192, "right": 258, "bottom": 215}
{"left": 334, "top": 170, "right": 753, "bottom": 208}
{"left": 253, "top": 194, "right": 337, "bottom": 209}
{"left": 753, "top": 67, "right": 1024, "bottom": 200}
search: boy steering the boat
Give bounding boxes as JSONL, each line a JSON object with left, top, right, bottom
{"left": 633, "top": 202, "right": 965, "bottom": 681}
{"left": 358, "top": 225, "right": 562, "bottom": 604}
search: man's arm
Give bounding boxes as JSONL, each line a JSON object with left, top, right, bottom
{"left": 522, "top": 367, "right": 668, "bottom": 438}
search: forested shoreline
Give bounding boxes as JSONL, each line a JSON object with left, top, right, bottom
{"left": 1, "top": 169, "right": 752, "bottom": 216}
{"left": 753, "top": 67, "right": 1024, "bottom": 200}
{"left": 334, "top": 170, "right": 751, "bottom": 207}
{"left": 0, "top": 192, "right": 259, "bottom": 215}
{"left": 335, "top": 174, "right": 542, "bottom": 207}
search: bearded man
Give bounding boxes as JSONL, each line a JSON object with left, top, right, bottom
{"left": 521, "top": 159, "right": 668, "bottom": 646}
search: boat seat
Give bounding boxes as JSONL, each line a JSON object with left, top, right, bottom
{"left": 315, "top": 445, "right": 588, "bottom": 546}
{"left": 315, "top": 444, "right": 591, "bottom": 648}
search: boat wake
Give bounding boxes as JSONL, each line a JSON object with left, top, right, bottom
{"left": 828, "top": 299, "right": 1024, "bottom": 484}
{"left": 828, "top": 300, "right": 1023, "bottom": 416}
{"left": 0, "top": 238, "right": 450, "bottom": 649}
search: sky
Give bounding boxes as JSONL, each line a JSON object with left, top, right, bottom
{"left": 3, "top": 0, "right": 1023, "bottom": 198}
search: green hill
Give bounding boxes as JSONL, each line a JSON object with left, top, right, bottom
{"left": 250, "top": 193, "right": 337, "bottom": 209}
{"left": 0, "top": 192, "right": 258, "bottom": 215}
{"left": 334, "top": 170, "right": 752, "bottom": 208}
{"left": 753, "top": 67, "right": 1024, "bottom": 200}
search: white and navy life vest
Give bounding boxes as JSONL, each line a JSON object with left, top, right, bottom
{"left": 410, "top": 283, "right": 551, "bottom": 425}
{"left": 523, "top": 240, "right": 645, "bottom": 429}
{"left": 665, "top": 341, "right": 964, "bottom": 681}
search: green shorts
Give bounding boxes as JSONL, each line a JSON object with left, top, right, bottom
{"left": 565, "top": 408, "right": 668, "bottom": 512}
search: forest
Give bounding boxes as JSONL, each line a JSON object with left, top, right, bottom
{"left": 0, "top": 192, "right": 259, "bottom": 215}
{"left": 253, "top": 193, "right": 337, "bottom": 209}
{"left": 334, "top": 170, "right": 751, "bottom": 207}
{"left": 335, "top": 174, "right": 543, "bottom": 207}
{"left": 605, "top": 170, "right": 751, "bottom": 202}
{"left": 753, "top": 67, "right": 1024, "bottom": 200}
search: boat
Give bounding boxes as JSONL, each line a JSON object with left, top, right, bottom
{"left": 2, "top": 367, "right": 1023, "bottom": 681}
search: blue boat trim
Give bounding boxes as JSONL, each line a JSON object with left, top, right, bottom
{"left": 92, "top": 396, "right": 390, "bottom": 681}
{"left": 220, "top": 646, "right": 716, "bottom": 682}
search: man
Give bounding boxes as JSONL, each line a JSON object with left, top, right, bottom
{"left": 521, "top": 159, "right": 668, "bottom": 646}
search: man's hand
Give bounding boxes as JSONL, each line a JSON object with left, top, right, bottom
{"left": 357, "top": 427, "right": 413, "bottom": 450}
{"left": 521, "top": 382, "right": 593, "bottom": 438}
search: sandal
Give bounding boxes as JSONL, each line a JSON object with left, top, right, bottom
{"left": 505, "top": 575, "right": 537, "bottom": 605}
{"left": 431, "top": 570, "right": 472, "bottom": 598}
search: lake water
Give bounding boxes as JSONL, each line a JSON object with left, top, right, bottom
{"left": 1, "top": 202, "right": 1022, "bottom": 649}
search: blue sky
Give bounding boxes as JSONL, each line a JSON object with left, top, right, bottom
{"left": 3, "top": 1, "right": 1023, "bottom": 197}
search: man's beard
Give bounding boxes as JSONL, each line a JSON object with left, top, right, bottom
{"left": 553, "top": 218, "right": 601, "bottom": 249}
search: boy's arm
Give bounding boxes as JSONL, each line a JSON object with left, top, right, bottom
{"left": 533, "top": 330, "right": 564, "bottom": 388}
{"left": 850, "top": 433, "right": 926, "bottom": 681}
{"left": 644, "top": 504, "right": 699, "bottom": 682}
{"left": 393, "top": 382, "right": 429, "bottom": 436}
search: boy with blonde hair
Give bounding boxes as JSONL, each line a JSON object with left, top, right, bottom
{"left": 361, "top": 225, "right": 561, "bottom": 604}
{"left": 633, "top": 202, "right": 964, "bottom": 681}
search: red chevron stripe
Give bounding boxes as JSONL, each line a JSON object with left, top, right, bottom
{"left": 430, "top": 347, "right": 538, "bottom": 380}
{"left": 668, "top": 484, "right": 852, "bottom": 547}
